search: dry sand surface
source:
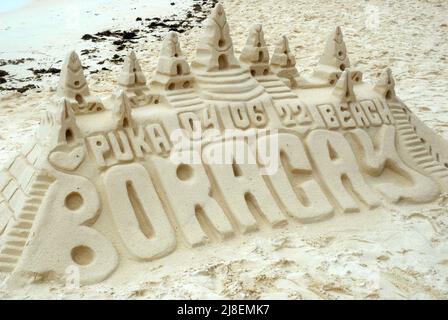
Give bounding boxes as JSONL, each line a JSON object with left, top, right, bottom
{"left": 0, "top": 0, "right": 447, "bottom": 299}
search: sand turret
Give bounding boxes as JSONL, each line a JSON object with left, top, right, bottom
{"left": 374, "top": 68, "right": 397, "bottom": 101}
{"left": 270, "top": 35, "right": 300, "bottom": 88}
{"left": 239, "top": 28, "right": 298, "bottom": 100}
{"left": 56, "top": 51, "right": 104, "bottom": 113}
{"left": 239, "top": 24, "right": 271, "bottom": 77}
{"left": 191, "top": 5, "right": 265, "bottom": 101}
{"left": 38, "top": 98, "right": 81, "bottom": 146}
{"left": 319, "top": 26, "right": 350, "bottom": 72}
{"left": 113, "top": 91, "right": 134, "bottom": 128}
{"left": 332, "top": 69, "right": 356, "bottom": 102}
{"left": 192, "top": 3, "right": 240, "bottom": 72}
{"left": 57, "top": 52, "right": 90, "bottom": 99}
{"left": 117, "top": 51, "right": 150, "bottom": 102}
{"left": 300, "top": 27, "right": 362, "bottom": 88}
{"left": 150, "top": 32, "right": 195, "bottom": 93}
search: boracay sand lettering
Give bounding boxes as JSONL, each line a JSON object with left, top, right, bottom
{"left": 1, "top": 4, "right": 448, "bottom": 285}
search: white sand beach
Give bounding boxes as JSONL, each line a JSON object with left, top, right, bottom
{"left": 0, "top": 0, "right": 195, "bottom": 85}
{"left": 0, "top": 0, "right": 447, "bottom": 299}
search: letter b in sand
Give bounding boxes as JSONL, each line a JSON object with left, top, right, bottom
{"left": 103, "top": 163, "right": 176, "bottom": 260}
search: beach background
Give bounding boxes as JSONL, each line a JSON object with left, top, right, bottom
{"left": 0, "top": 0, "right": 447, "bottom": 299}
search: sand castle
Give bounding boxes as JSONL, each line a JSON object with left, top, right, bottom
{"left": 1, "top": 4, "right": 447, "bottom": 285}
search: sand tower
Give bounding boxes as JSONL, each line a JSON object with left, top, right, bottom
{"left": 300, "top": 27, "right": 362, "bottom": 88}
{"left": 117, "top": 51, "right": 151, "bottom": 107}
{"left": 332, "top": 68, "right": 356, "bottom": 103}
{"left": 113, "top": 91, "right": 134, "bottom": 128}
{"left": 192, "top": 4, "right": 265, "bottom": 101}
{"left": 150, "top": 32, "right": 203, "bottom": 109}
{"left": 374, "top": 67, "right": 397, "bottom": 102}
{"left": 270, "top": 35, "right": 301, "bottom": 88}
{"left": 239, "top": 25, "right": 297, "bottom": 101}
{"left": 192, "top": 4, "right": 239, "bottom": 72}
{"left": 319, "top": 27, "right": 350, "bottom": 73}
{"left": 56, "top": 51, "right": 105, "bottom": 113}
{"left": 239, "top": 24, "right": 271, "bottom": 77}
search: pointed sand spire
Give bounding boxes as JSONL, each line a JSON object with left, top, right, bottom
{"left": 57, "top": 51, "right": 104, "bottom": 113}
{"left": 270, "top": 35, "right": 301, "bottom": 88}
{"left": 118, "top": 51, "right": 148, "bottom": 89}
{"left": 192, "top": 3, "right": 240, "bottom": 72}
{"left": 319, "top": 26, "right": 350, "bottom": 71}
{"left": 113, "top": 91, "right": 134, "bottom": 128}
{"left": 301, "top": 27, "right": 362, "bottom": 88}
{"left": 151, "top": 31, "right": 195, "bottom": 92}
{"left": 374, "top": 68, "right": 397, "bottom": 101}
{"left": 156, "top": 32, "right": 191, "bottom": 76}
{"left": 332, "top": 69, "right": 356, "bottom": 102}
{"left": 38, "top": 98, "right": 81, "bottom": 145}
{"left": 57, "top": 51, "right": 91, "bottom": 100}
{"left": 117, "top": 51, "right": 151, "bottom": 107}
{"left": 239, "top": 24, "right": 271, "bottom": 76}
{"left": 159, "top": 31, "right": 184, "bottom": 60}
{"left": 56, "top": 98, "right": 81, "bottom": 144}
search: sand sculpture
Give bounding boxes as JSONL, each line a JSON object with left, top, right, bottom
{"left": 0, "top": 4, "right": 447, "bottom": 285}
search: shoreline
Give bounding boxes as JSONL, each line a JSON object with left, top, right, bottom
{"left": 0, "top": 0, "right": 218, "bottom": 93}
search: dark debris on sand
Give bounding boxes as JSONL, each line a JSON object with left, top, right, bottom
{"left": 81, "top": 0, "right": 219, "bottom": 49}
{"left": 0, "top": 84, "right": 38, "bottom": 93}
{"left": 0, "top": 0, "right": 219, "bottom": 93}
{"left": 0, "top": 58, "right": 34, "bottom": 67}
{"left": 0, "top": 70, "right": 9, "bottom": 85}
{"left": 28, "top": 68, "right": 61, "bottom": 76}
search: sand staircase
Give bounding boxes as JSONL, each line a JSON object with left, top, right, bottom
{"left": 0, "top": 143, "right": 53, "bottom": 273}
{"left": 195, "top": 68, "right": 265, "bottom": 102}
{"left": 0, "top": 175, "right": 52, "bottom": 272}
{"left": 255, "top": 75, "right": 297, "bottom": 101}
{"left": 389, "top": 102, "right": 448, "bottom": 185}
{"left": 165, "top": 88, "right": 205, "bottom": 109}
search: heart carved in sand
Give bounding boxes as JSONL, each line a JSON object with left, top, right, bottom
{"left": 49, "top": 146, "right": 85, "bottom": 171}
